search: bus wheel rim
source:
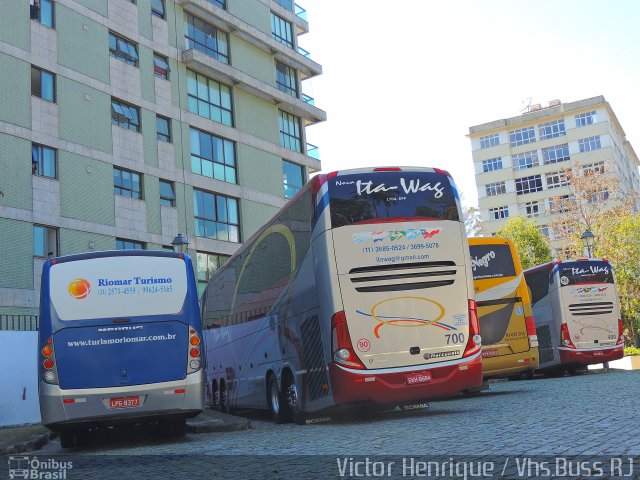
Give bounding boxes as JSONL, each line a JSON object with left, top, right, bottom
{"left": 286, "top": 384, "right": 298, "bottom": 410}
{"left": 270, "top": 381, "right": 280, "bottom": 414}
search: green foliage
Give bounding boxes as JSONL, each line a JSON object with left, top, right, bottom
{"left": 594, "top": 212, "right": 640, "bottom": 328}
{"left": 624, "top": 347, "right": 640, "bottom": 357}
{"left": 494, "top": 216, "right": 552, "bottom": 269}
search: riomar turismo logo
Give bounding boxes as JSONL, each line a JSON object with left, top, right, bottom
{"left": 68, "top": 278, "right": 91, "bottom": 299}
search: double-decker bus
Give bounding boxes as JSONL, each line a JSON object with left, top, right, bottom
{"left": 524, "top": 259, "right": 624, "bottom": 374}
{"left": 38, "top": 251, "right": 204, "bottom": 447}
{"left": 201, "top": 167, "right": 483, "bottom": 424}
{"left": 468, "top": 237, "right": 539, "bottom": 380}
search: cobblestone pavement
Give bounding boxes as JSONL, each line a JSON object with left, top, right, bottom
{"left": 7, "top": 371, "right": 640, "bottom": 478}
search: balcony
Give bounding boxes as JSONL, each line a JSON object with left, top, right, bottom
{"left": 294, "top": 4, "right": 307, "bottom": 22}
{"left": 181, "top": 48, "right": 326, "bottom": 125}
{"left": 306, "top": 143, "right": 319, "bottom": 160}
{"left": 301, "top": 93, "right": 314, "bottom": 106}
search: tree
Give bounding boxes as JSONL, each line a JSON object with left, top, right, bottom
{"left": 463, "top": 205, "right": 483, "bottom": 237}
{"left": 494, "top": 216, "right": 552, "bottom": 269}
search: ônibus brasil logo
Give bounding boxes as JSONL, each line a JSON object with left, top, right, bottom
{"left": 68, "top": 278, "right": 91, "bottom": 299}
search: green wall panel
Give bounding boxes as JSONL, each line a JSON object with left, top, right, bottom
{"left": 0, "top": 219, "right": 33, "bottom": 289}
{"left": 240, "top": 200, "right": 279, "bottom": 241}
{"left": 59, "top": 229, "right": 114, "bottom": 256}
{"left": 0, "top": 134, "right": 33, "bottom": 210}
{"left": 141, "top": 108, "right": 158, "bottom": 166}
{"left": 237, "top": 145, "right": 282, "bottom": 197}
{"left": 140, "top": 46, "right": 156, "bottom": 103}
{"left": 59, "top": 151, "right": 115, "bottom": 225}
{"left": 0, "top": 1, "right": 30, "bottom": 50}
{"left": 234, "top": 89, "right": 278, "bottom": 143}
{"left": 227, "top": 0, "right": 270, "bottom": 36}
{"left": 229, "top": 36, "right": 274, "bottom": 85}
{"left": 75, "top": 0, "right": 108, "bottom": 16}
{"left": 138, "top": 0, "right": 153, "bottom": 40}
{"left": 0, "top": 54, "right": 31, "bottom": 128}
{"left": 144, "top": 175, "right": 161, "bottom": 235}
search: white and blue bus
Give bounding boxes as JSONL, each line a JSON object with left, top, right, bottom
{"left": 201, "top": 167, "right": 483, "bottom": 424}
{"left": 38, "top": 251, "right": 204, "bottom": 447}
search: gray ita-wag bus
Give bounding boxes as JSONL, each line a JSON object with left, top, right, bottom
{"left": 201, "top": 167, "right": 484, "bottom": 424}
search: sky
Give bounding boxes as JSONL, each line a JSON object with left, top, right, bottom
{"left": 300, "top": 0, "right": 640, "bottom": 208}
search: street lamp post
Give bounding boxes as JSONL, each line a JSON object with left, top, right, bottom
{"left": 171, "top": 233, "right": 189, "bottom": 254}
{"left": 580, "top": 229, "right": 596, "bottom": 258}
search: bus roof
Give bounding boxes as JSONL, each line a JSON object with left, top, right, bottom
{"left": 46, "top": 250, "right": 184, "bottom": 265}
{"left": 468, "top": 236, "right": 513, "bottom": 247}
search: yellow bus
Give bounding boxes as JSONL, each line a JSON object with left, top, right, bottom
{"left": 468, "top": 237, "right": 539, "bottom": 379}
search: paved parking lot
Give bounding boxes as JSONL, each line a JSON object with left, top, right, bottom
{"left": 10, "top": 370, "right": 640, "bottom": 478}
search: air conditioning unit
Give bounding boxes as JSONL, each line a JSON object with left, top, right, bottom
{"left": 548, "top": 99, "right": 561, "bottom": 107}
{"left": 530, "top": 104, "right": 541, "bottom": 111}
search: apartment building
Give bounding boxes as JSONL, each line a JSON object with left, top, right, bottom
{"left": 0, "top": 0, "right": 325, "bottom": 327}
{"left": 468, "top": 96, "right": 640, "bottom": 250}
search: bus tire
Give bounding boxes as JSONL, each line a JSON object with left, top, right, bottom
{"left": 211, "top": 380, "right": 219, "bottom": 410}
{"left": 285, "top": 381, "right": 306, "bottom": 425}
{"left": 267, "top": 374, "right": 289, "bottom": 424}
{"left": 219, "top": 381, "right": 230, "bottom": 414}
{"left": 59, "top": 430, "right": 83, "bottom": 449}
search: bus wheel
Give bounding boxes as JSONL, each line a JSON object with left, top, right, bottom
{"left": 285, "top": 381, "right": 306, "bottom": 425}
{"left": 59, "top": 430, "right": 83, "bottom": 449}
{"left": 267, "top": 374, "right": 289, "bottom": 424}
{"left": 160, "top": 417, "right": 187, "bottom": 437}
{"left": 219, "top": 381, "right": 230, "bottom": 414}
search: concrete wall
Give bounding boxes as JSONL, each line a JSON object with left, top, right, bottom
{"left": 0, "top": 331, "right": 40, "bottom": 426}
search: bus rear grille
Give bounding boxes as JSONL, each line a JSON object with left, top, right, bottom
{"left": 350, "top": 261, "right": 457, "bottom": 293}
{"left": 568, "top": 302, "right": 614, "bottom": 316}
{"left": 300, "top": 315, "right": 329, "bottom": 401}
{"left": 536, "top": 324, "right": 554, "bottom": 364}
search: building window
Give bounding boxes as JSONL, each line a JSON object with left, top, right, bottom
{"left": 479, "top": 134, "right": 499, "bottom": 149}
{"left": 283, "top": 160, "right": 304, "bottom": 199}
{"left": 509, "top": 126, "right": 536, "bottom": 147}
{"left": 33, "top": 225, "right": 58, "bottom": 257}
{"left": 481, "top": 157, "right": 503, "bottom": 172}
{"left": 111, "top": 99, "right": 140, "bottom": 132}
{"left": 275, "top": 0, "right": 293, "bottom": 10}
{"left": 159, "top": 180, "right": 175, "bottom": 207}
{"left": 549, "top": 194, "right": 574, "bottom": 213}
{"left": 545, "top": 171, "right": 570, "bottom": 189}
{"left": 539, "top": 226, "right": 550, "bottom": 239}
{"left": 193, "top": 189, "right": 240, "bottom": 243}
{"left": 31, "top": 66, "right": 55, "bottom": 102}
{"left": 275, "top": 61, "right": 298, "bottom": 97}
{"left": 538, "top": 119, "right": 566, "bottom": 140}
{"left": 109, "top": 32, "right": 139, "bottom": 66}
{"left": 153, "top": 53, "right": 170, "bottom": 79}
{"left": 512, "top": 150, "right": 539, "bottom": 171}
{"left": 485, "top": 181, "right": 506, "bottom": 197}
{"left": 542, "top": 144, "right": 570, "bottom": 165}
{"left": 30, "top": 0, "right": 54, "bottom": 28}
{"left": 578, "top": 136, "right": 602, "bottom": 152}
{"left": 583, "top": 161, "right": 605, "bottom": 175}
{"left": 196, "top": 251, "right": 229, "bottom": 297}
{"left": 151, "top": 0, "right": 165, "bottom": 19}
{"left": 515, "top": 175, "right": 543, "bottom": 195}
{"left": 156, "top": 115, "right": 171, "bottom": 142}
{"left": 114, "top": 167, "right": 143, "bottom": 199}
{"left": 116, "top": 238, "right": 145, "bottom": 250}
{"left": 489, "top": 206, "right": 509, "bottom": 220}
{"left": 207, "top": 0, "right": 226, "bottom": 8}
{"left": 184, "top": 13, "right": 229, "bottom": 64}
{"left": 525, "top": 201, "right": 539, "bottom": 218}
{"left": 279, "top": 110, "right": 302, "bottom": 152}
{"left": 271, "top": 13, "right": 293, "bottom": 48}
{"left": 575, "top": 111, "right": 597, "bottom": 127}
{"left": 32, "top": 144, "right": 56, "bottom": 178}
{"left": 190, "top": 128, "right": 236, "bottom": 183}
{"left": 186, "top": 70, "right": 233, "bottom": 126}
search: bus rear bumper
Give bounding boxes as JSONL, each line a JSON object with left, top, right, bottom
{"left": 559, "top": 346, "right": 624, "bottom": 367}
{"left": 329, "top": 354, "right": 483, "bottom": 405}
{"left": 482, "top": 351, "right": 539, "bottom": 379}
{"left": 40, "top": 372, "right": 204, "bottom": 431}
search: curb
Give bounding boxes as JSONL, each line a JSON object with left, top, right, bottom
{"left": 186, "top": 418, "right": 251, "bottom": 434}
{"left": 0, "top": 432, "right": 53, "bottom": 456}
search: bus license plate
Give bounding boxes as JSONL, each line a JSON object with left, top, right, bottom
{"left": 109, "top": 396, "right": 141, "bottom": 409}
{"left": 593, "top": 351, "right": 604, "bottom": 356}
{"left": 482, "top": 348, "right": 500, "bottom": 358}
{"left": 406, "top": 372, "right": 432, "bottom": 385}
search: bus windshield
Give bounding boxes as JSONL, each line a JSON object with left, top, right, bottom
{"left": 328, "top": 171, "right": 459, "bottom": 228}
{"left": 469, "top": 244, "right": 516, "bottom": 280}
{"left": 558, "top": 261, "right": 614, "bottom": 286}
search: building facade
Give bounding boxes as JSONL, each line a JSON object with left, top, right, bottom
{"left": 0, "top": 0, "right": 325, "bottom": 327}
{"left": 468, "top": 96, "right": 640, "bottom": 251}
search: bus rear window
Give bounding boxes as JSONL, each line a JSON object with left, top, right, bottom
{"left": 558, "top": 261, "right": 614, "bottom": 286}
{"left": 469, "top": 244, "right": 516, "bottom": 280}
{"left": 327, "top": 171, "right": 459, "bottom": 228}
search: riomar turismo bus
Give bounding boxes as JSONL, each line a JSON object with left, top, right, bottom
{"left": 524, "top": 259, "right": 624, "bottom": 375}
{"left": 468, "top": 237, "right": 539, "bottom": 380}
{"left": 201, "top": 167, "right": 483, "bottom": 424}
{"left": 39, "top": 251, "right": 204, "bottom": 447}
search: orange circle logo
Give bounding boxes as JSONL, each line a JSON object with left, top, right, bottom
{"left": 68, "top": 278, "right": 91, "bottom": 299}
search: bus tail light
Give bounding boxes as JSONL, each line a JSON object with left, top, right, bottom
{"left": 331, "top": 311, "right": 365, "bottom": 370}
{"left": 561, "top": 323, "right": 576, "bottom": 348}
{"left": 525, "top": 316, "right": 539, "bottom": 347}
{"left": 187, "top": 328, "right": 202, "bottom": 374}
{"left": 41, "top": 337, "right": 58, "bottom": 385}
{"left": 463, "top": 300, "right": 482, "bottom": 358}
{"left": 617, "top": 319, "right": 624, "bottom": 345}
